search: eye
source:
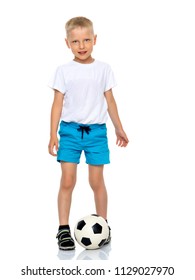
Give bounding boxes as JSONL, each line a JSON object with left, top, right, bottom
{"left": 84, "top": 38, "right": 91, "bottom": 42}
{"left": 72, "top": 40, "right": 78, "bottom": 44}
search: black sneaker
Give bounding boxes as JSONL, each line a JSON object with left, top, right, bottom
{"left": 104, "top": 225, "right": 111, "bottom": 245}
{"left": 56, "top": 228, "right": 75, "bottom": 250}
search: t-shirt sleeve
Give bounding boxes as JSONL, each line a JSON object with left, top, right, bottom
{"left": 104, "top": 65, "right": 117, "bottom": 92}
{"left": 48, "top": 66, "right": 66, "bottom": 94}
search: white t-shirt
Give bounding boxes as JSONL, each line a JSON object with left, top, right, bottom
{"left": 48, "top": 60, "right": 117, "bottom": 124}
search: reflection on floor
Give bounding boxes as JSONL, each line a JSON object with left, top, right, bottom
{"left": 57, "top": 243, "right": 112, "bottom": 260}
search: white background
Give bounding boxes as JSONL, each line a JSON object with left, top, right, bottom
{"left": 0, "top": 0, "right": 194, "bottom": 279}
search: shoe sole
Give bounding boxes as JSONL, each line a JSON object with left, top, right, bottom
{"left": 104, "top": 236, "right": 111, "bottom": 246}
{"left": 59, "top": 245, "right": 75, "bottom": 251}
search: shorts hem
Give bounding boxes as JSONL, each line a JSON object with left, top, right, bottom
{"left": 86, "top": 161, "right": 110, "bottom": 166}
{"left": 57, "top": 158, "right": 80, "bottom": 164}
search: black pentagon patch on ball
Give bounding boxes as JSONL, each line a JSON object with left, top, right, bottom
{"left": 77, "top": 220, "right": 86, "bottom": 230}
{"left": 98, "top": 239, "right": 106, "bottom": 247}
{"left": 92, "top": 223, "right": 102, "bottom": 234}
{"left": 81, "top": 237, "right": 92, "bottom": 246}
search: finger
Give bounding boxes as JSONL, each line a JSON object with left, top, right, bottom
{"left": 117, "top": 138, "right": 128, "bottom": 147}
{"left": 117, "top": 139, "right": 123, "bottom": 147}
{"left": 122, "top": 142, "right": 128, "bottom": 147}
{"left": 48, "top": 145, "right": 57, "bottom": 156}
{"left": 122, "top": 138, "right": 128, "bottom": 146}
{"left": 116, "top": 138, "right": 122, "bottom": 146}
{"left": 51, "top": 150, "right": 57, "bottom": 156}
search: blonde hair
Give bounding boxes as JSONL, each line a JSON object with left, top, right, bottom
{"left": 65, "top": 16, "right": 94, "bottom": 37}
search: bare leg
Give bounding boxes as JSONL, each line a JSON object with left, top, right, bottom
{"left": 88, "top": 165, "right": 108, "bottom": 220}
{"left": 58, "top": 162, "right": 77, "bottom": 225}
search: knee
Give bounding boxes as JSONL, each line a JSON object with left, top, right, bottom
{"left": 60, "top": 176, "right": 76, "bottom": 192}
{"left": 89, "top": 176, "right": 104, "bottom": 192}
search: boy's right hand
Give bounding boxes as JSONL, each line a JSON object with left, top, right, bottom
{"left": 48, "top": 136, "right": 59, "bottom": 156}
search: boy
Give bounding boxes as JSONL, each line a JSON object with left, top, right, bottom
{"left": 48, "top": 16, "right": 129, "bottom": 250}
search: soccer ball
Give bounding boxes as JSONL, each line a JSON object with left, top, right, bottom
{"left": 74, "top": 214, "right": 109, "bottom": 250}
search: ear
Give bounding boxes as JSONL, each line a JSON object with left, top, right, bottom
{"left": 93, "top": 34, "right": 97, "bottom": 45}
{"left": 65, "top": 38, "right": 70, "bottom": 48}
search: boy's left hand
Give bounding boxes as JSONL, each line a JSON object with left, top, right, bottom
{"left": 115, "top": 129, "right": 129, "bottom": 147}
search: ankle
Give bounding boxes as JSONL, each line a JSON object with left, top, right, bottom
{"left": 58, "top": 225, "right": 70, "bottom": 231}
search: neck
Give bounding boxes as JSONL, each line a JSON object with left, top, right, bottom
{"left": 73, "top": 57, "right": 94, "bottom": 64}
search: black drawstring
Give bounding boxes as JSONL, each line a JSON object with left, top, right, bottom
{"left": 77, "top": 125, "right": 91, "bottom": 139}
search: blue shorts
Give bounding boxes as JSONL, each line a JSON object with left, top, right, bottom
{"left": 57, "top": 121, "right": 110, "bottom": 165}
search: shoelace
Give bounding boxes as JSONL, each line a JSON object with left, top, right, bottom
{"left": 77, "top": 125, "right": 91, "bottom": 139}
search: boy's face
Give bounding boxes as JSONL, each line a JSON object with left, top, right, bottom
{"left": 65, "top": 27, "right": 97, "bottom": 64}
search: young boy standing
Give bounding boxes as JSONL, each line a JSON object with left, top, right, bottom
{"left": 48, "top": 17, "right": 129, "bottom": 250}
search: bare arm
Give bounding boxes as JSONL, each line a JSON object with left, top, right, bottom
{"left": 105, "top": 89, "right": 129, "bottom": 147}
{"left": 48, "top": 90, "right": 64, "bottom": 156}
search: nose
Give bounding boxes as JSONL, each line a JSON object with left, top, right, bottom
{"left": 79, "top": 41, "right": 85, "bottom": 49}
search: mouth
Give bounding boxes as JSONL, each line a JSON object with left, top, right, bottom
{"left": 78, "top": 51, "right": 87, "bottom": 55}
